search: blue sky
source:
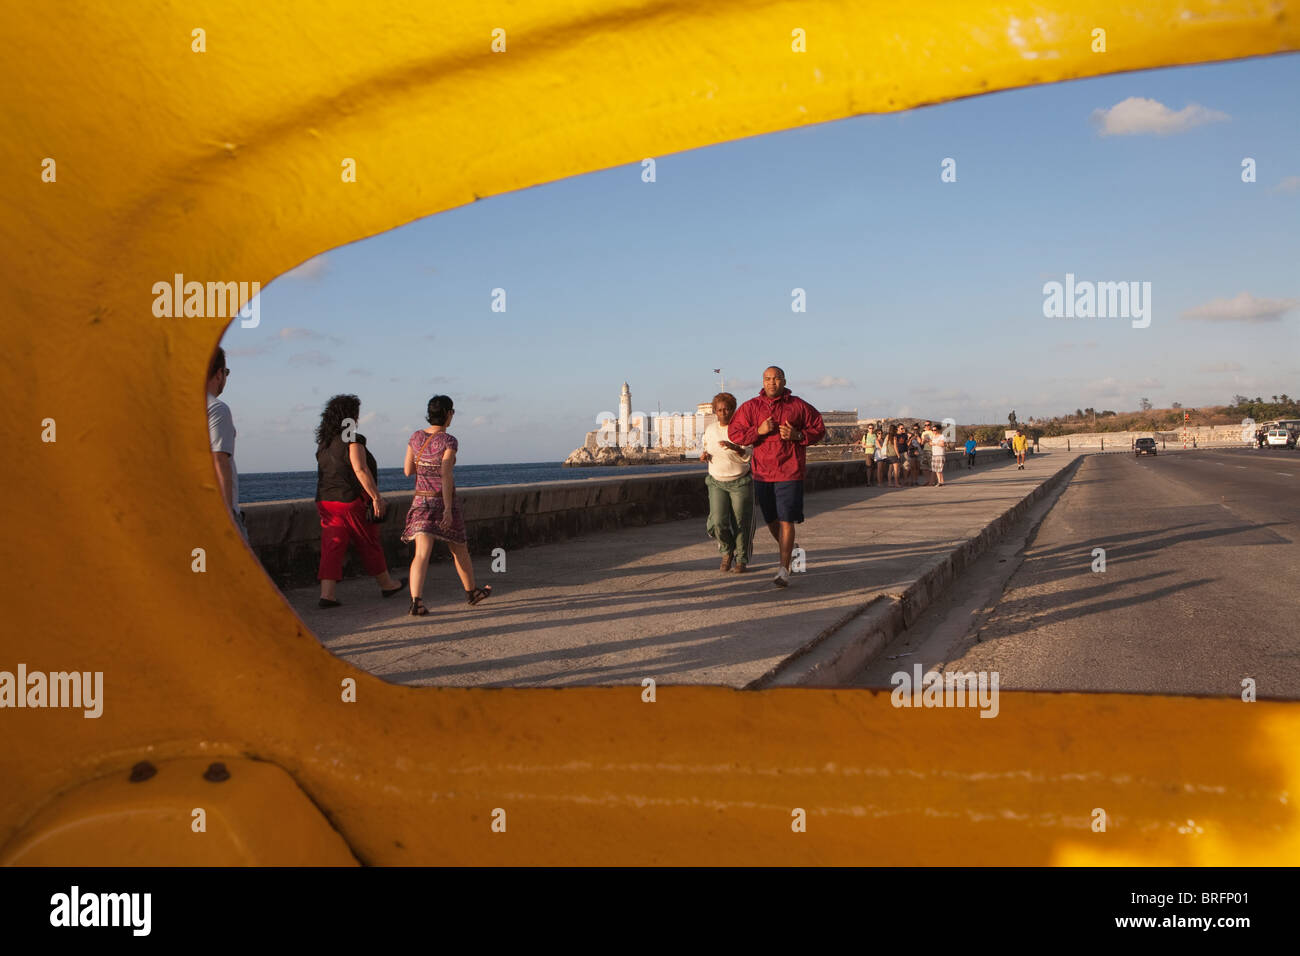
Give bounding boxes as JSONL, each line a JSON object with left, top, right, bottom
{"left": 224, "top": 53, "right": 1299, "bottom": 472}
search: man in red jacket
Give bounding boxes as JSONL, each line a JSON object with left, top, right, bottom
{"left": 727, "top": 366, "right": 826, "bottom": 587}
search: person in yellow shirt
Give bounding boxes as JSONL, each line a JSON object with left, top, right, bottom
{"left": 860, "top": 428, "right": 877, "bottom": 486}
{"left": 1012, "top": 430, "right": 1029, "bottom": 469}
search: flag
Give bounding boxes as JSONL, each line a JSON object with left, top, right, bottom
{"left": 713, "top": 368, "right": 721, "bottom": 374}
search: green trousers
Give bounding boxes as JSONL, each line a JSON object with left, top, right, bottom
{"left": 705, "top": 472, "right": 755, "bottom": 564}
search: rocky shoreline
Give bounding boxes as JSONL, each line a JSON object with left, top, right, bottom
{"left": 562, "top": 446, "right": 693, "bottom": 467}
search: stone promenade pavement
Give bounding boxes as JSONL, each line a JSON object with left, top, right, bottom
{"left": 287, "top": 451, "right": 1073, "bottom": 688}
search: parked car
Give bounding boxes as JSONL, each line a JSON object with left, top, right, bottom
{"left": 1265, "top": 427, "right": 1296, "bottom": 449}
{"left": 1134, "top": 437, "right": 1158, "bottom": 457}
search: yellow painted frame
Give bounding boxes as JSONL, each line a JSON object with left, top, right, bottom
{"left": 2, "top": 1, "right": 1298, "bottom": 864}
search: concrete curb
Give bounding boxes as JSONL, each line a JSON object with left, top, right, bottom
{"left": 749, "top": 453, "right": 1086, "bottom": 688}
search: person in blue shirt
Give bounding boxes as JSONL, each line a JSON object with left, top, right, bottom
{"left": 965, "top": 436, "right": 977, "bottom": 469}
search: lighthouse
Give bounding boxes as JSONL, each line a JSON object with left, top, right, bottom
{"left": 618, "top": 382, "right": 631, "bottom": 448}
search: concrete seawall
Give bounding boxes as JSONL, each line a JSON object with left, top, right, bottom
{"left": 244, "top": 449, "right": 1011, "bottom": 588}
{"left": 1038, "top": 426, "right": 1252, "bottom": 449}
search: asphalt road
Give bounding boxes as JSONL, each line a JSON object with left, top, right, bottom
{"left": 870, "top": 447, "right": 1300, "bottom": 698}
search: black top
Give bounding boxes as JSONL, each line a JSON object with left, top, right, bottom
{"left": 315, "top": 434, "right": 377, "bottom": 503}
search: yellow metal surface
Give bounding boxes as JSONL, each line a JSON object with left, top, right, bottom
{"left": 1, "top": 758, "right": 358, "bottom": 866}
{"left": 1, "top": 1, "right": 1298, "bottom": 865}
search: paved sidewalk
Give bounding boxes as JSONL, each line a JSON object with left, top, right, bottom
{"left": 288, "top": 451, "right": 1074, "bottom": 687}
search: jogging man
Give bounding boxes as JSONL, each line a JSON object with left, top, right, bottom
{"left": 728, "top": 366, "right": 826, "bottom": 588}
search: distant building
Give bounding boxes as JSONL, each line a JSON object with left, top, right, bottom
{"left": 821, "top": 409, "right": 858, "bottom": 426}
{"left": 597, "top": 382, "right": 710, "bottom": 450}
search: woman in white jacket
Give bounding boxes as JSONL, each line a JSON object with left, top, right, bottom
{"left": 699, "top": 392, "right": 755, "bottom": 573}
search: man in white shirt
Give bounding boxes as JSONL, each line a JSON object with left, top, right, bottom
{"left": 206, "top": 346, "right": 246, "bottom": 540}
{"left": 700, "top": 393, "right": 754, "bottom": 573}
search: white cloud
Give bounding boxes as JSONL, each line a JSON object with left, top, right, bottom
{"left": 813, "top": 375, "right": 854, "bottom": 389}
{"left": 1091, "top": 97, "right": 1228, "bottom": 136}
{"left": 226, "top": 343, "right": 274, "bottom": 358}
{"left": 1195, "top": 361, "right": 1244, "bottom": 373}
{"left": 1273, "top": 176, "right": 1300, "bottom": 194}
{"left": 282, "top": 254, "right": 331, "bottom": 281}
{"left": 288, "top": 350, "right": 334, "bottom": 367}
{"left": 1182, "top": 292, "right": 1298, "bottom": 323}
{"left": 1082, "top": 376, "right": 1125, "bottom": 394}
{"left": 912, "top": 387, "right": 973, "bottom": 405}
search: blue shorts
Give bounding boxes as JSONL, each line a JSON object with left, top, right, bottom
{"left": 754, "top": 479, "right": 804, "bottom": 524}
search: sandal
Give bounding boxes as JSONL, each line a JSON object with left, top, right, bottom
{"left": 408, "top": 597, "right": 428, "bottom": 616}
{"left": 466, "top": 585, "right": 493, "bottom": 606}
{"left": 382, "top": 578, "right": 406, "bottom": 598}
{"left": 318, "top": 598, "right": 341, "bottom": 609}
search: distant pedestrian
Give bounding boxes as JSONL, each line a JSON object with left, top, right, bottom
{"left": 701, "top": 392, "right": 754, "bottom": 573}
{"left": 965, "top": 435, "right": 977, "bottom": 468}
{"left": 872, "top": 425, "right": 887, "bottom": 486}
{"left": 860, "top": 427, "right": 878, "bottom": 486}
{"left": 206, "top": 347, "right": 247, "bottom": 540}
{"left": 402, "top": 395, "right": 492, "bottom": 613}
{"left": 1013, "top": 429, "right": 1029, "bottom": 469}
{"left": 929, "top": 423, "right": 948, "bottom": 486}
{"left": 907, "top": 426, "right": 923, "bottom": 486}
{"left": 727, "top": 366, "right": 826, "bottom": 588}
{"left": 920, "top": 422, "right": 933, "bottom": 484}
{"left": 314, "top": 394, "right": 403, "bottom": 608}
{"left": 888, "top": 423, "right": 907, "bottom": 487}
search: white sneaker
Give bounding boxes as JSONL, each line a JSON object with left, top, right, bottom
{"left": 773, "top": 565, "right": 790, "bottom": 588}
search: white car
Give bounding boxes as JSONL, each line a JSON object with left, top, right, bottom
{"left": 1265, "top": 427, "right": 1296, "bottom": 449}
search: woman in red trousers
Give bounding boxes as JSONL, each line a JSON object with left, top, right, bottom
{"left": 314, "top": 394, "right": 403, "bottom": 608}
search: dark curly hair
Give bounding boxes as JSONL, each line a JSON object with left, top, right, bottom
{"left": 316, "top": 394, "right": 361, "bottom": 446}
{"left": 207, "top": 346, "right": 226, "bottom": 381}
{"left": 426, "top": 394, "right": 454, "bottom": 426}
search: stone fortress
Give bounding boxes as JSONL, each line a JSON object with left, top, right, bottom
{"left": 563, "top": 382, "right": 863, "bottom": 467}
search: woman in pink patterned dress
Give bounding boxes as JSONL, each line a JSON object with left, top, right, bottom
{"left": 401, "top": 395, "right": 492, "bottom": 614}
